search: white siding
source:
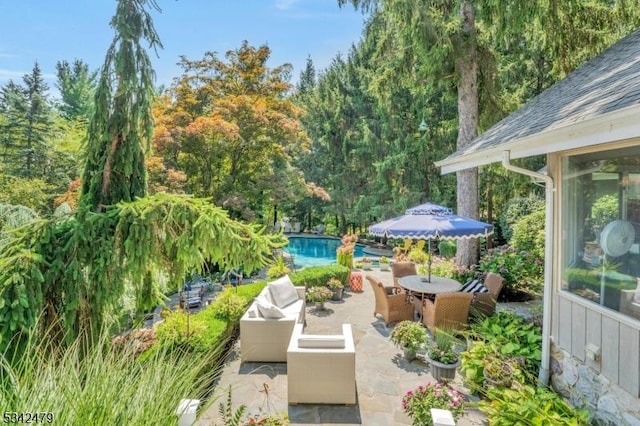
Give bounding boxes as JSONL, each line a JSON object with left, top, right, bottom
{"left": 558, "top": 292, "right": 640, "bottom": 397}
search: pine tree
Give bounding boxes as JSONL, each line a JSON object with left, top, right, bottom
{"left": 55, "top": 59, "right": 97, "bottom": 120}
{"left": 0, "top": 63, "right": 53, "bottom": 179}
{"left": 296, "top": 56, "right": 316, "bottom": 94}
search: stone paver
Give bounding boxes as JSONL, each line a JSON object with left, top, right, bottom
{"left": 197, "top": 269, "right": 488, "bottom": 425}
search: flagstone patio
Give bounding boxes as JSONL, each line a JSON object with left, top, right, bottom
{"left": 197, "top": 269, "right": 489, "bottom": 425}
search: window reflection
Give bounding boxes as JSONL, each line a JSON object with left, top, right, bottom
{"left": 561, "top": 146, "right": 640, "bottom": 318}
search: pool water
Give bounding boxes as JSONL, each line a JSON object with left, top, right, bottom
{"left": 284, "top": 236, "right": 365, "bottom": 268}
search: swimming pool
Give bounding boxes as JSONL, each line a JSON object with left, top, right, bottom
{"left": 284, "top": 236, "right": 365, "bottom": 268}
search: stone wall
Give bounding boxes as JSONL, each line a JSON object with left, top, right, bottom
{"left": 550, "top": 342, "right": 640, "bottom": 425}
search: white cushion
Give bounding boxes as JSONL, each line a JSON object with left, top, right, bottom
{"left": 297, "top": 335, "right": 346, "bottom": 349}
{"left": 634, "top": 278, "right": 640, "bottom": 304}
{"left": 268, "top": 275, "right": 299, "bottom": 308}
{"left": 461, "top": 279, "right": 489, "bottom": 293}
{"left": 255, "top": 295, "right": 285, "bottom": 319}
{"left": 281, "top": 299, "right": 304, "bottom": 317}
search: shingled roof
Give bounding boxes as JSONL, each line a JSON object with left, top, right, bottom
{"left": 436, "top": 29, "right": 640, "bottom": 174}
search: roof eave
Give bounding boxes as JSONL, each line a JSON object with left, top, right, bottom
{"left": 435, "top": 104, "right": 640, "bottom": 174}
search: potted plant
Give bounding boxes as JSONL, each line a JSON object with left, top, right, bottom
{"left": 426, "top": 328, "right": 461, "bottom": 382}
{"left": 326, "top": 277, "right": 344, "bottom": 301}
{"left": 306, "top": 286, "right": 333, "bottom": 311}
{"left": 389, "top": 320, "right": 427, "bottom": 361}
{"left": 379, "top": 256, "right": 390, "bottom": 271}
{"left": 402, "top": 382, "right": 465, "bottom": 426}
{"left": 361, "top": 257, "right": 373, "bottom": 270}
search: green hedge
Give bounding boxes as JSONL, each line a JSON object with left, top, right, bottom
{"left": 438, "top": 240, "right": 457, "bottom": 258}
{"left": 290, "top": 265, "right": 350, "bottom": 288}
{"left": 154, "top": 281, "right": 266, "bottom": 355}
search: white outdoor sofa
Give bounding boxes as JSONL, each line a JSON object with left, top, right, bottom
{"left": 240, "top": 276, "right": 306, "bottom": 363}
{"left": 287, "top": 323, "right": 356, "bottom": 405}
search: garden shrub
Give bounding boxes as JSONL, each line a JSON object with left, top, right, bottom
{"left": 479, "top": 385, "right": 589, "bottom": 425}
{"left": 511, "top": 207, "right": 545, "bottom": 260}
{"left": 479, "top": 245, "right": 543, "bottom": 295}
{"left": 408, "top": 247, "right": 428, "bottom": 263}
{"left": 235, "top": 281, "right": 267, "bottom": 299}
{"left": 470, "top": 312, "right": 542, "bottom": 369}
{"left": 429, "top": 256, "right": 477, "bottom": 283}
{"left": 499, "top": 194, "right": 544, "bottom": 241}
{"left": 155, "top": 308, "right": 230, "bottom": 354}
{"left": 461, "top": 312, "right": 542, "bottom": 393}
{"left": 438, "top": 240, "right": 456, "bottom": 258}
{"left": 290, "top": 265, "right": 350, "bottom": 288}
{"left": 210, "top": 291, "right": 247, "bottom": 322}
{"left": 267, "top": 255, "right": 291, "bottom": 279}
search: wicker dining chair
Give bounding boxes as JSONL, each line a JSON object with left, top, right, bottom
{"left": 366, "top": 275, "right": 414, "bottom": 326}
{"left": 390, "top": 261, "right": 417, "bottom": 289}
{"left": 421, "top": 292, "right": 473, "bottom": 332}
{"left": 471, "top": 272, "right": 505, "bottom": 318}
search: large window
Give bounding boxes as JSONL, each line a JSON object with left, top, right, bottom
{"left": 561, "top": 146, "right": 640, "bottom": 319}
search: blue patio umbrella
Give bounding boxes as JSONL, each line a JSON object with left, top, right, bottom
{"left": 368, "top": 202, "right": 494, "bottom": 281}
{"left": 368, "top": 202, "right": 494, "bottom": 240}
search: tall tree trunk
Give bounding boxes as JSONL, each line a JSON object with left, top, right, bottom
{"left": 455, "top": 1, "right": 479, "bottom": 267}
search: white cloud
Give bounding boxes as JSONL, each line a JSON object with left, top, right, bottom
{"left": 275, "top": 0, "right": 299, "bottom": 10}
{"left": 0, "top": 69, "right": 25, "bottom": 81}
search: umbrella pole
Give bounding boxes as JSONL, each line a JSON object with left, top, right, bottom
{"left": 427, "top": 239, "right": 432, "bottom": 282}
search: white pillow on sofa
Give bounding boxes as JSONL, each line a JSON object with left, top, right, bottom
{"left": 268, "top": 275, "right": 299, "bottom": 308}
{"left": 255, "top": 295, "right": 285, "bottom": 319}
{"left": 297, "top": 335, "right": 346, "bottom": 349}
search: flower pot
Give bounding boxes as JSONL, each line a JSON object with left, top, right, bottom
{"left": 403, "top": 346, "right": 417, "bottom": 361}
{"left": 314, "top": 301, "right": 325, "bottom": 311}
{"left": 361, "top": 262, "right": 372, "bottom": 270}
{"left": 379, "top": 263, "right": 390, "bottom": 271}
{"left": 331, "top": 287, "right": 344, "bottom": 301}
{"left": 427, "top": 356, "right": 460, "bottom": 382}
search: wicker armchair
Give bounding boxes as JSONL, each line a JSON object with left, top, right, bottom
{"left": 421, "top": 292, "right": 473, "bottom": 332}
{"left": 366, "top": 275, "right": 414, "bottom": 326}
{"left": 391, "top": 262, "right": 417, "bottom": 289}
{"left": 471, "top": 272, "right": 505, "bottom": 318}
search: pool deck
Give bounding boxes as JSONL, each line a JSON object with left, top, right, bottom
{"left": 196, "top": 268, "right": 488, "bottom": 425}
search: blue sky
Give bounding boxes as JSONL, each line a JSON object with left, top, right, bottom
{"left": 0, "top": 0, "right": 367, "bottom": 93}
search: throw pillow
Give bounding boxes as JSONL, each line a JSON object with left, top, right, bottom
{"left": 255, "top": 296, "right": 285, "bottom": 319}
{"left": 461, "top": 279, "right": 489, "bottom": 294}
{"left": 268, "top": 275, "right": 299, "bottom": 308}
{"left": 297, "top": 335, "right": 346, "bottom": 349}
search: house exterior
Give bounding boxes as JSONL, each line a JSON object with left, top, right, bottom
{"left": 435, "top": 30, "right": 640, "bottom": 424}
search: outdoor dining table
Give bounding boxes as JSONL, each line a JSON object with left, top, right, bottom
{"left": 397, "top": 275, "right": 462, "bottom": 320}
{"left": 398, "top": 275, "right": 462, "bottom": 296}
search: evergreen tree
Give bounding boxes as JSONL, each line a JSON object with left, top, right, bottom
{"left": 0, "top": 81, "right": 28, "bottom": 174}
{"left": 296, "top": 55, "right": 316, "bottom": 94}
{"left": 55, "top": 59, "right": 97, "bottom": 120}
{"left": 80, "top": 0, "right": 162, "bottom": 212}
{"left": 0, "top": 63, "right": 53, "bottom": 179}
